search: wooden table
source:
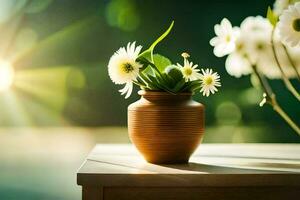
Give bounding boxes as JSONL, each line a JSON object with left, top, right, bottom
{"left": 77, "top": 144, "right": 300, "bottom": 200}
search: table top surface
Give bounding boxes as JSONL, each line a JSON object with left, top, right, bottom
{"left": 77, "top": 144, "right": 300, "bottom": 187}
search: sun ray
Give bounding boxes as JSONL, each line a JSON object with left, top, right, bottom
{"left": 17, "top": 91, "right": 69, "bottom": 125}
{"left": 0, "top": 60, "right": 14, "bottom": 92}
{"left": 11, "top": 15, "right": 104, "bottom": 69}
{"left": 0, "top": 90, "right": 33, "bottom": 126}
{"left": 13, "top": 66, "right": 72, "bottom": 112}
{"left": 0, "top": 6, "right": 106, "bottom": 126}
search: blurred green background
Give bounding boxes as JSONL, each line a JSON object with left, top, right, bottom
{"left": 0, "top": 0, "right": 299, "bottom": 141}
{"left": 0, "top": 0, "right": 300, "bottom": 199}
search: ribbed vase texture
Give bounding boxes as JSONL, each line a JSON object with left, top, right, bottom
{"left": 128, "top": 91, "right": 204, "bottom": 164}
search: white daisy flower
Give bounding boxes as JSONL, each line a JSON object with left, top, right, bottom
{"left": 223, "top": 16, "right": 272, "bottom": 79}
{"left": 240, "top": 16, "right": 272, "bottom": 39}
{"left": 246, "top": 33, "right": 273, "bottom": 65}
{"left": 249, "top": 29, "right": 299, "bottom": 79}
{"left": 248, "top": 36, "right": 296, "bottom": 79}
{"left": 225, "top": 53, "right": 252, "bottom": 78}
{"left": 225, "top": 35, "right": 252, "bottom": 78}
{"left": 287, "top": 44, "right": 300, "bottom": 69}
{"left": 199, "top": 69, "right": 221, "bottom": 97}
{"left": 273, "top": 0, "right": 289, "bottom": 16}
{"left": 273, "top": 0, "right": 300, "bottom": 16}
{"left": 240, "top": 16, "right": 300, "bottom": 79}
{"left": 274, "top": 0, "right": 290, "bottom": 16}
{"left": 108, "top": 42, "right": 142, "bottom": 98}
{"left": 271, "top": 28, "right": 300, "bottom": 79}
{"left": 238, "top": 16, "right": 280, "bottom": 78}
{"left": 278, "top": 2, "right": 300, "bottom": 47}
{"left": 210, "top": 18, "right": 240, "bottom": 57}
{"left": 246, "top": 33, "right": 282, "bottom": 79}
{"left": 177, "top": 53, "right": 201, "bottom": 82}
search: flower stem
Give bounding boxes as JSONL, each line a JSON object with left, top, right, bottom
{"left": 251, "top": 64, "right": 300, "bottom": 136}
{"left": 252, "top": 65, "right": 272, "bottom": 96}
{"left": 282, "top": 44, "right": 300, "bottom": 81}
{"left": 272, "top": 101, "right": 300, "bottom": 136}
{"left": 138, "top": 73, "right": 157, "bottom": 90}
{"left": 271, "top": 27, "right": 300, "bottom": 101}
{"left": 133, "top": 80, "right": 146, "bottom": 87}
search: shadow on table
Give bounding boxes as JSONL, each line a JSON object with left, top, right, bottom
{"left": 198, "top": 154, "right": 300, "bottom": 162}
{"left": 160, "top": 162, "right": 300, "bottom": 173}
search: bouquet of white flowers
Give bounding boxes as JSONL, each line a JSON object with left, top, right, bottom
{"left": 210, "top": 0, "right": 300, "bottom": 135}
{"left": 108, "top": 22, "right": 221, "bottom": 99}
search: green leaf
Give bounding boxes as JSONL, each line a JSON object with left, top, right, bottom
{"left": 149, "top": 21, "right": 174, "bottom": 52}
{"left": 147, "top": 74, "right": 164, "bottom": 89}
{"left": 138, "top": 57, "right": 163, "bottom": 77}
{"left": 153, "top": 54, "right": 172, "bottom": 72}
{"left": 138, "top": 21, "right": 174, "bottom": 62}
{"left": 154, "top": 75, "right": 175, "bottom": 94}
{"left": 164, "top": 65, "right": 183, "bottom": 83}
{"left": 161, "top": 73, "right": 175, "bottom": 88}
{"left": 267, "top": 6, "right": 278, "bottom": 26}
{"left": 139, "top": 72, "right": 158, "bottom": 90}
{"left": 147, "top": 74, "right": 175, "bottom": 94}
{"left": 137, "top": 57, "right": 159, "bottom": 76}
{"left": 138, "top": 49, "right": 152, "bottom": 62}
{"left": 139, "top": 54, "right": 171, "bottom": 76}
{"left": 180, "top": 80, "right": 200, "bottom": 92}
{"left": 172, "top": 79, "right": 186, "bottom": 93}
{"left": 143, "top": 66, "right": 155, "bottom": 76}
{"left": 189, "top": 84, "right": 202, "bottom": 93}
{"left": 135, "top": 77, "right": 147, "bottom": 87}
{"left": 138, "top": 59, "right": 155, "bottom": 76}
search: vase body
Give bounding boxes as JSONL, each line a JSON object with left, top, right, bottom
{"left": 128, "top": 90, "right": 205, "bottom": 164}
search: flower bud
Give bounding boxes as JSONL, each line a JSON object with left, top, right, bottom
{"left": 164, "top": 65, "right": 183, "bottom": 82}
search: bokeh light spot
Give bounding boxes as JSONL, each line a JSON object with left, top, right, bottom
{"left": 14, "top": 28, "right": 38, "bottom": 53}
{"left": 239, "top": 87, "right": 261, "bottom": 105}
{"left": 215, "top": 101, "right": 242, "bottom": 125}
{"left": 105, "top": 0, "right": 140, "bottom": 31}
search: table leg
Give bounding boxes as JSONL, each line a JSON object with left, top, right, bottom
{"left": 82, "top": 187, "right": 103, "bottom": 200}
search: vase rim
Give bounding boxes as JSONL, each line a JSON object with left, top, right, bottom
{"left": 138, "top": 90, "right": 192, "bottom": 96}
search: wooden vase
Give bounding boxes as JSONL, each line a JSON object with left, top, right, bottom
{"left": 128, "top": 90, "right": 205, "bottom": 164}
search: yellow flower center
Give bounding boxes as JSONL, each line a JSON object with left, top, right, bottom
{"left": 256, "top": 42, "right": 265, "bottom": 51}
{"left": 236, "top": 42, "right": 244, "bottom": 52}
{"left": 183, "top": 67, "right": 193, "bottom": 76}
{"left": 292, "top": 18, "right": 300, "bottom": 32}
{"left": 204, "top": 76, "right": 213, "bottom": 85}
{"left": 122, "top": 62, "right": 134, "bottom": 73}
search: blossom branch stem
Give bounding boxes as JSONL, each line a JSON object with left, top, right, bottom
{"left": 251, "top": 64, "right": 300, "bottom": 136}
{"left": 251, "top": 65, "right": 272, "bottom": 97}
{"left": 271, "top": 27, "right": 300, "bottom": 101}
{"left": 282, "top": 44, "right": 300, "bottom": 81}
{"left": 273, "top": 103, "right": 300, "bottom": 136}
